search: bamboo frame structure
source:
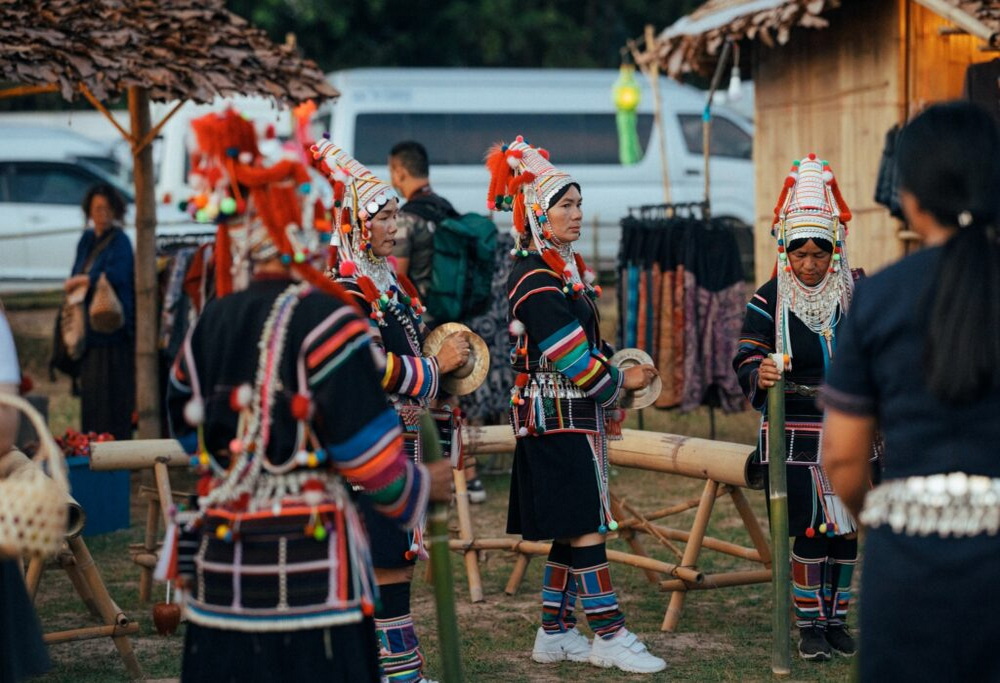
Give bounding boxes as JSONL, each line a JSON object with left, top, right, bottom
{"left": 92, "top": 425, "right": 771, "bottom": 633}
{"left": 25, "top": 536, "right": 142, "bottom": 679}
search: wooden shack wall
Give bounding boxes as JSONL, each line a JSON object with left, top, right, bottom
{"left": 907, "top": 1, "right": 995, "bottom": 107}
{"left": 752, "top": 0, "right": 904, "bottom": 284}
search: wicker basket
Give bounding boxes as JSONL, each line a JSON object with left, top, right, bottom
{"left": 0, "top": 393, "right": 70, "bottom": 556}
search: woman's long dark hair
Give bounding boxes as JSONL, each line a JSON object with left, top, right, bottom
{"left": 897, "top": 102, "right": 1000, "bottom": 404}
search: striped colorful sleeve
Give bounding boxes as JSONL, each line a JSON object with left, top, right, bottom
{"left": 326, "top": 407, "right": 428, "bottom": 529}
{"left": 382, "top": 352, "right": 439, "bottom": 399}
{"left": 732, "top": 284, "right": 776, "bottom": 410}
{"left": 512, "top": 269, "right": 622, "bottom": 408}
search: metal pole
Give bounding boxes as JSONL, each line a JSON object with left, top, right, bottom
{"left": 418, "top": 412, "right": 464, "bottom": 682}
{"left": 766, "top": 354, "right": 790, "bottom": 676}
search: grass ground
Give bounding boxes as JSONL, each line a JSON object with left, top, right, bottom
{"left": 5, "top": 293, "right": 856, "bottom": 682}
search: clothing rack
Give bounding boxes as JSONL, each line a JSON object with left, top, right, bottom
{"left": 616, "top": 204, "right": 748, "bottom": 438}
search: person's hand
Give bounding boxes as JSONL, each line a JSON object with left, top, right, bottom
{"left": 425, "top": 459, "right": 454, "bottom": 504}
{"left": 757, "top": 356, "right": 784, "bottom": 390}
{"left": 435, "top": 333, "right": 471, "bottom": 374}
{"left": 622, "top": 364, "right": 658, "bottom": 390}
{"left": 63, "top": 274, "right": 89, "bottom": 293}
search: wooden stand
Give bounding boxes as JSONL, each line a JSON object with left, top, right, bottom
{"left": 25, "top": 536, "right": 143, "bottom": 680}
{"left": 91, "top": 442, "right": 190, "bottom": 603}
{"left": 458, "top": 426, "right": 772, "bottom": 631}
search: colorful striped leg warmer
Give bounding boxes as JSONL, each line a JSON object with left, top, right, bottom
{"left": 375, "top": 582, "right": 425, "bottom": 683}
{"left": 541, "top": 541, "right": 578, "bottom": 634}
{"left": 792, "top": 535, "right": 828, "bottom": 629}
{"left": 824, "top": 536, "right": 858, "bottom": 627}
{"left": 571, "top": 543, "right": 625, "bottom": 640}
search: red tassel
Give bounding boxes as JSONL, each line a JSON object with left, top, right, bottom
{"left": 512, "top": 194, "right": 527, "bottom": 236}
{"left": 828, "top": 173, "right": 852, "bottom": 223}
{"left": 541, "top": 249, "right": 567, "bottom": 277}
{"left": 214, "top": 224, "right": 233, "bottom": 298}
{"left": 485, "top": 143, "right": 515, "bottom": 210}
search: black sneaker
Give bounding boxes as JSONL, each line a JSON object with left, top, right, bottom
{"left": 825, "top": 625, "right": 856, "bottom": 657}
{"left": 798, "top": 626, "right": 832, "bottom": 661}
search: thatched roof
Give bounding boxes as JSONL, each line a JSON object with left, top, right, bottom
{"left": 0, "top": 0, "right": 338, "bottom": 105}
{"left": 648, "top": 0, "right": 1000, "bottom": 78}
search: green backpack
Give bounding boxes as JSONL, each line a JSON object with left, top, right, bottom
{"left": 425, "top": 212, "right": 497, "bottom": 323}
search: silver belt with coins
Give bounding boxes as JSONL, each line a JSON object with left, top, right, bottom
{"left": 860, "top": 472, "right": 1000, "bottom": 538}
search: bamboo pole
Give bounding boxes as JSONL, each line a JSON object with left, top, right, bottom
{"left": 44, "top": 621, "right": 140, "bottom": 645}
{"left": 660, "top": 569, "right": 772, "bottom": 592}
{"left": 418, "top": 413, "right": 464, "bottom": 683}
{"left": 451, "top": 467, "right": 484, "bottom": 603}
{"left": 610, "top": 496, "right": 668, "bottom": 583}
{"left": 128, "top": 86, "right": 160, "bottom": 442}
{"left": 505, "top": 553, "right": 531, "bottom": 596}
{"left": 449, "top": 537, "right": 703, "bottom": 585}
{"left": 90, "top": 440, "right": 190, "bottom": 470}
{"left": 662, "top": 479, "right": 718, "bottom": 631}
{"left": 461, "top": 426, "right": 755, "bottom": 487}
{"left": 767, "top": 365, "right": 791, "bottom": 676}
{"left": 703, "top": 39, "right": 734, "bottom": 218}
{"left": 730, "top": 487, "right": 773, "bottom": 568}
{"left": 644, "top": 24, "right": 672, "bottom": 203}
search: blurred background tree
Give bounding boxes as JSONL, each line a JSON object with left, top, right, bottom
{"left": 226, "top": 0, "right": 700, "bottom": 70}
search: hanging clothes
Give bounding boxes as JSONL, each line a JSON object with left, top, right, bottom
{"left": 617, "top": 205, "right": 747, "bottom": 413}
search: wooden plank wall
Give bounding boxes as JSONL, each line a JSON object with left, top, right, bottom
{"left": 752, "top": 0, "right": 904, "bottom": 284}
{"left": 908, "top": 1, "right": 996, "bottom": 109}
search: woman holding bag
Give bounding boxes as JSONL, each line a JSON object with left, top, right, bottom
{"left": 64, "top": 184, "right": 135, "bottom": 440}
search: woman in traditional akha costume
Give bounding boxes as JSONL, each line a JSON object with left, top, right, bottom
{"left": 733, "top": 154, "right": 864, "bottom": 661}
{"left": 166, "top": 111, "right": 449, "bottom": 683}
{"left": 311, "top": 138, "right": 469, "bottom": 683}
{"left": 822, "top": 101, "right": 1000, "bottom": 682}
{"left": 485, "top": 137, "right": 665, "bottom": 675}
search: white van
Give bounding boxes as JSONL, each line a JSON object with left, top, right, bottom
{"left": 319, "top": 68, "right": 755, "bottom": 269}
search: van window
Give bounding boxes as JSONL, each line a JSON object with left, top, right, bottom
{"left": 4, "top": 162, "right": 97, "bottom": 205}
{"left": 353, "top": 113, "right": 654, "bottom": 166}
{"left": 677, "top": 114, "right": 752, "bottom": 160}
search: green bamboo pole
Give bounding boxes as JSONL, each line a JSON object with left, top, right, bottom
{"left": 767, "top": 354, "right": 791, "bottom": 676}
{"left": 418, "top": 412, "right": 464, "bottom": 682}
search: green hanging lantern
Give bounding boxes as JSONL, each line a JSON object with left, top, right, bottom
{"left": 612, "top": 64, "right": 642, "bottom": 166}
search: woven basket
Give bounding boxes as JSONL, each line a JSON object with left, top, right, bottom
{"left": 0, "top": 393, "right": 70, "bottom": 557}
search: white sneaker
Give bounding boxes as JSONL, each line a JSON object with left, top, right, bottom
{"left": 531, "top": 626, "right": 592, "bottom": 663}
{"left": 589, "top": 628, "right": 667, "bottom": 674}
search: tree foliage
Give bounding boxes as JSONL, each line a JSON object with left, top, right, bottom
{"left": 225, "top": 0, "right": 702, "bottom": 71}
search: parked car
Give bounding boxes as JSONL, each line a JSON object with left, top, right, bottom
{"left": 0, "top": 125, "right": 204, "bottom": 292}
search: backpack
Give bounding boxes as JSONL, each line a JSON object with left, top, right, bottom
{"left": 403, "top": 195, "right": 497, "bottom": 323}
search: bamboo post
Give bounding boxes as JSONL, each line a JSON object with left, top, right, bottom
{"left": 702, "top": 38, "right": 734, "bottom": 219}
{"left": 128, "top": 86, "right": 160, "bottom": 442}
{"left": 643, "top": 24, "right": 672, "bottom": 203}
{"left": 730, "top": 487, "right": 773, "bottom": 568}
{"left": 662, "top": 479, "right": 719, "bottom": 631}
{"left": 505, "top": 553, "right": 531, "bottom": 596}
{"left": 138, "top": 495, "right": 159, "bottom": 602}
{"left": 418, "top": 413, "right": 464, "bottom": 683}
{"left": 65, "top": 536, "right": 143, "bottom": 679}
{"left": 610, "top": 495, "right": 665, "bottom": 583}
{"left": 767, "top": 362, "right": 791, "bottom": 676}
{"left": 451, "top": 467, "right": 484, "bottom": 603}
